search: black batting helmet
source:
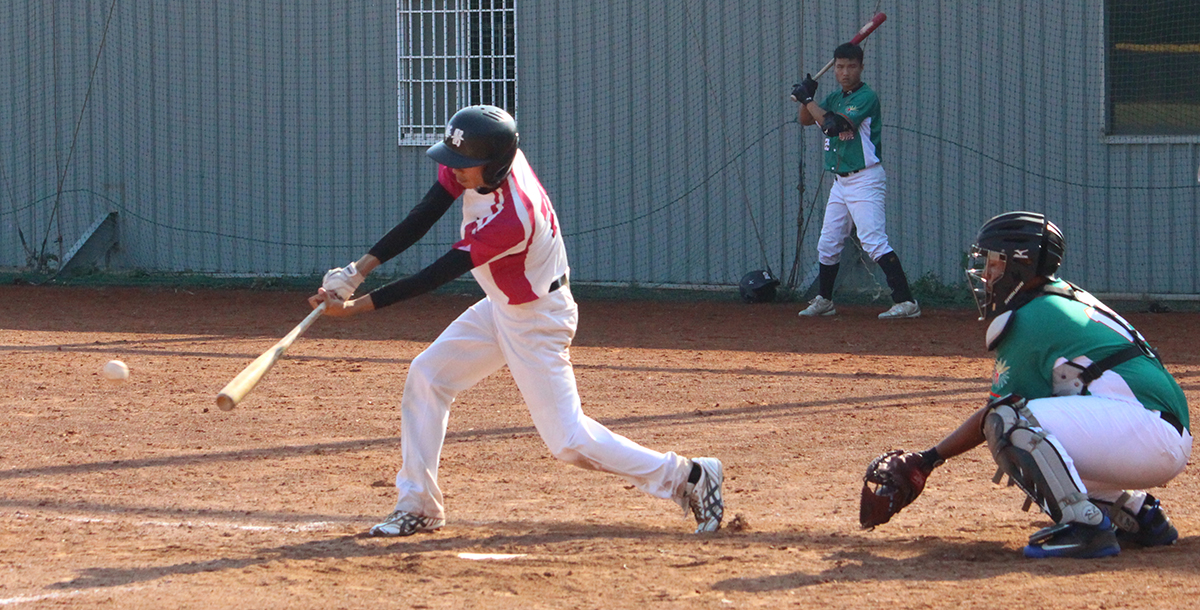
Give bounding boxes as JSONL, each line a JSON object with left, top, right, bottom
{"left": 426, "top": 105, "right": 520, "bottom": 187}
{"left": 739, "top": 270, "right": 781, "bottom": 303}
{"left": 966, "top": 211, "right": 1065, "bottom": 319}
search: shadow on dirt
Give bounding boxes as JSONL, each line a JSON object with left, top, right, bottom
{"left": 44, "top": 523, "right": 1200, "bottom": 591}
{"left": 0, "top": 384, "right": 977, "bottom": 482}
{"left": 709, "top": 531, "right": 1200, "bottom": 590}
{"left": 7, "top": 285, "right": 1198, "bottom": 361}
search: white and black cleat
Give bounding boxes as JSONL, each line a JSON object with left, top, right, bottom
{"left": 368, "top": 510, "right": 445, "bottom": 537}
{"left": 683, "top": 457, "right": 724, "bottom": 533}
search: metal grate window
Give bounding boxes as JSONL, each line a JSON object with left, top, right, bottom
{"left": 397, "top": 0, "right": 518, "bottom": 146}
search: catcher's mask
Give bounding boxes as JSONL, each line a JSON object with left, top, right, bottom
{"left": 739, "top": 270, "right": 780, "bottom": 303}
{"left": 426, "top": 105, "right": 520, "bottom": 188}
{"left": 966, "top": 211, "right": 1064, "bottom": 320}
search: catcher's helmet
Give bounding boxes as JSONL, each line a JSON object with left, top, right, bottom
{"left": 966, "top": 211, "right": 1065, "bottom": 319}
{"left": 739, "top": 270, "right": 780, "bottom": 303}
{"left": 426, "top": 105, "right": 520, "bottom": 187}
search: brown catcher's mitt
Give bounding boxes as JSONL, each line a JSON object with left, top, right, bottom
{"left": 859, "top": 450, "right": 935, "bottom": 529}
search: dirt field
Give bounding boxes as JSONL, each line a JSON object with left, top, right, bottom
{"left": 1, "top": 285, "right": 1197, "bottom": 609}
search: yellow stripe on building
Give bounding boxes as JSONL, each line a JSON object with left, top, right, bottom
{"left": 1114, "top": 43, "right": 1200, "bottom": 53}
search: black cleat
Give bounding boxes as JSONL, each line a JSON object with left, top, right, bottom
{"left": 1112, "top": 494, "right": 1178, "bottom": 548}
{"left": 1023, "top": 514, "right": 1120, "bottom": 559}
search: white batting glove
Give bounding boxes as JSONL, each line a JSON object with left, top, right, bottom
{"left": 322, "top": 262, "right": 364, "bottom": 301}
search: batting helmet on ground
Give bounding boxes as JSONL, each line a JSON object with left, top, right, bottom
{"left": 739, "top": 270, "right": 780, "bottom": 303}
{"left": 427, "top": 105, "right": 520, "bottom": 187}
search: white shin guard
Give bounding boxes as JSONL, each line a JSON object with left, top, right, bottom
{"left": 982, "top": 396, "right": 1104, "bottom": 525}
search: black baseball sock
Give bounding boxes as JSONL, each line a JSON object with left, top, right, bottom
{"left": 876, "top": 251, "right": 913, "bottom": 303}
{"left": 688, "top": 462, "right": 702, "bottom": 484}
{"left": 818, "top": 263, "right": 839, "bottom": 299}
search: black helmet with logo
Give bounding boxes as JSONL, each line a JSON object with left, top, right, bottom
{"left": 426, "top": 105, "right": 520, "bottom": 187}
{"left": 739, "top": 270, "right": 781, "bottom": 303}
{"left": 966, "top": 211, "right": 1065, "bottom": 319}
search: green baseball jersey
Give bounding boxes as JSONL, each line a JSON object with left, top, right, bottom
{"left": 989, "top": 280, "right": 1189, "bottom": 430}
{"left": 818, "top": 83, "right": 882, "bottom": 174}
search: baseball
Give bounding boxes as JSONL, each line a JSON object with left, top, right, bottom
{"left": 102, "top": 359, "right": 129, "bottom": 381}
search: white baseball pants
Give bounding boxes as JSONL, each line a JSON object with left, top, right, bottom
{"left": 817, "top": 163, "right": 893, "bottom": 264}
{"left": 1026, "top": 395, "right": 1192, "bottom": 507}
{"left": 391, "top": 287, "right": 691, "bottom": 519}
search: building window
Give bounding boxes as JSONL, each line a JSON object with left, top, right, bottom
{"left": 397, "top": 0, "right": 518, "bottom": 146}
{"left": 1107, "top": 0, "right": 1200, "bottom": 135}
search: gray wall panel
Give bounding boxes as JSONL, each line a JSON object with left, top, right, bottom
{"left": 2, "top": 0, "right": 1197, "bottom": 294}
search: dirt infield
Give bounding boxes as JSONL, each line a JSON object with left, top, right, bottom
{"left": 1, "top": 285, "right": 1197, "bottom": 609}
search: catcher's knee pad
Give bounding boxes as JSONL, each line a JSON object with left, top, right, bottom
{"left": 981, "top": 395, "right": 1102, "bottom": 525}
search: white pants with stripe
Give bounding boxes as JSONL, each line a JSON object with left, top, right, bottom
{"left": 1026, "top": 395, "right": 1191, "bottom": 508}
{"left": 817, "top": 163, "right": 892, "bottom": 264}
{"left": 391, "top": 286, "right": 691, "bottom": 519}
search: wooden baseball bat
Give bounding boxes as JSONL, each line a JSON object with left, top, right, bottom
{"left": 812, "top": 12, "right": 888, "bottom": 79}
{"left": 216, "top": 301, "right": 327, "bottom": 411}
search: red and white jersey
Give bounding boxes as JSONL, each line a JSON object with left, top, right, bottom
{"left": 438, "top": 150, "right": 569, "bottom": 305}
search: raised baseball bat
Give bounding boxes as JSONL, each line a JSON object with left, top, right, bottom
{"left": 812, "top": 12, "right": 887, "bottom": 79}
{"left": 216, "top": 301, "right": 327, "bottom": 411}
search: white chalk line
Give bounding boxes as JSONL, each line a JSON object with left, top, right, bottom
{"left": 5, "top": 511, "right": 339, "bottom": 533}
{"left": 0, "top": 585, "right": 148, "bottom": 606}
{"left": 0, "top": 513, "right": 339, "bottom": 606}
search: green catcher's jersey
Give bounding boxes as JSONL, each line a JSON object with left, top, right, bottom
{"left": 819, "top": 83, "right": 882, "bottom": 174}
{"left": 989, "top": 280, "right": 1189, "bottom": 431}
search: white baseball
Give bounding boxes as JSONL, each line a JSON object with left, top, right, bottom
{"left": 102, "top": 360, "right": 129, "bottom": 381}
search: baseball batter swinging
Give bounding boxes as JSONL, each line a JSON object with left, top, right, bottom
{"left": 859, "top": 212, "right": 1191, "bottom": 558}
{"left": 309, "top": 105, "right": 724, "bottom": 536}
{"left": 792, "top": 43, "right": 919, "bottom": 319}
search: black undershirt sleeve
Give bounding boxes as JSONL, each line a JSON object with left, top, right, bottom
{"left": 367, "top": 248, "right": 474, "bottom": 310}
{"left": 367, "top": 181, "right": 458, "bottom": 264}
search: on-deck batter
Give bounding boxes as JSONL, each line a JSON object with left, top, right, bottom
{"left": 308, "top": 105, "right": 724, "bottom": 537}
{"left": 861, "top": 212, "right": 1191, "bottom": 558}
{"left": 792, "top": 42, "right": 919, "bottom": 319}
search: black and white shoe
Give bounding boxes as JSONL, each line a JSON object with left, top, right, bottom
{"left": 1023, "top": 514, "right": 1120, "bottom": 559}
{"left": 1105, "top": 494, "right": 1179, "bottom": 548}
{"left": 368, "top": 510, "right": 445, "bottom": 537}
{"left": 681, "top": 457, "right": 724, "bottom": 533}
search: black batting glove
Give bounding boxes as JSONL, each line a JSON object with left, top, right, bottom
{"left": 802, "top": 74, "right": 819, "bottom": 98}
{"left": 790, "top": 74, "right": 818, "bottom": 104}
{"left": 790, "top": 83, "right": 809, "bottom": 104}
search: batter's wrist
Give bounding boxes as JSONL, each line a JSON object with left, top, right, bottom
{"left": 355, "top": 254, "right": 381, "bottom": 277}
{"left": 351, "top": 296, "right": 375, "bottom": 314}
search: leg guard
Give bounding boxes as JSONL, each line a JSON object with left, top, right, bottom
{"left": 982, "top": 395, "right": 1104, "bottom": 525}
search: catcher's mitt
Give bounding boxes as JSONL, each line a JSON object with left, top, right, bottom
{"left": 859, "top": 450, "right": 935, "bottom": 529}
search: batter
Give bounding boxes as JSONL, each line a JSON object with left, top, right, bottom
{"left": 308, "top": 105, "right": 724, "bottom": 536}
{"left": 792, "top": 42, "right": 919, "bottom": 319}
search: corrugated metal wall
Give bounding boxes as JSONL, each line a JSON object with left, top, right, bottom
{"left": 3, "top": 1, "right": 1198, "bottom": 293}
{"left": 520, "top": 1, "right": 806, "bottom": 286}
{"left": 0, "top": 1, "right": 426, "bottom": 276}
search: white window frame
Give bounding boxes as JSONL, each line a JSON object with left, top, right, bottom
{"left": 397, "top": 0, "right": 518, "bottom": 146}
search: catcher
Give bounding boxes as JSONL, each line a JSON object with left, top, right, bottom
{"left": 860, "top": 212, "right": 1191, "bottom": 559}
